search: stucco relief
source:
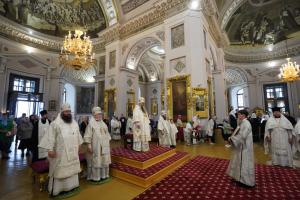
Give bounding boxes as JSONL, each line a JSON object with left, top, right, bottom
{"left": 127, "top": 78, "right": 133, "bottom": 87}
{"left": 109, "top": 77, "right": 115, "bottom": 86}
{"left": 170, "top": 57, "right": 186, "bottom": 73}
{"left": 156, "top": 31, "right": 165, "bottom": 41}
{"left": 122, "top": 0, "right": 150, "bottom": 14}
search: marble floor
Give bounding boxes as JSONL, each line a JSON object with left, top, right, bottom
{"left": 0, "top": 140, "right": 269, "bottom": 200}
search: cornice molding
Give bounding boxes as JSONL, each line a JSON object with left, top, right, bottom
{"left": 225, "top": 39, "right": 300, "bottom": 63}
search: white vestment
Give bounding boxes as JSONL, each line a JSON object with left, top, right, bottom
{"left": 111, "top": 118, "right": 121, "bottom": 140}
{"left": 84, "top": 117, "right": 111, "bottom": 181}
{"left": 126, "top": 117, "right": 133, "bottom": 134}
{"left": 295, "top": 120, "right": 300, "bottom": 155}
{"left": 206, "top": 119, "right": 215, "bottom": 137}
{"left": 38, "top": 119, "right": 50, "bottom": 159}
{"left": 157, "top": 116, "right": 171, "bottom": 147}
{"left": 184, "top": 122, "right": 192, "bottom": 145}
{"left": 226, "top": 119, "right": 255, "bottom": 187}
{"left": 39, "top": 114, "right": 83, "bottom": 196}
{"left": 132, "top": 105, "right": 151, "bottom": 152}
{"left": 264, "top": 115, "right": 294, "bottom": 167}
{"left": 170, "top": 122, "right": 178, "bottom": 146}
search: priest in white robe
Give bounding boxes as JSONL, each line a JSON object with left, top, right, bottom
{"left": 32, "top": 110, "right": 51, "bottom": 163}
{"left": 226, "top": 109, "right": 255, "bottom": 187}
{"left": 157, "top": 111, "right": 171, "bottom": 147}
{"left": 39, "top": 103, "right": 83, "bottom": 197}
{"left": 169, "top": 119, "right": 178, "bottom": 148}
{"left": 84, "top": 107, "right": 111, "bottom": 182}
{"left": 264, "top": 107, "right": 295, "bottom": 167}
{"left": 132, "top": 97, "right": 151, "bottom": 152}
{"left": 111, "top": 115, "right": 121, "bottom": 140}
{"left": 126, "top": 114, "right": 133, "bottom": 134}
{"left": 294, "top": 120, "right": 300, "bottom": 159}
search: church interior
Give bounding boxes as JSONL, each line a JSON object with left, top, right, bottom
{"left": 0, "top": 0, "right": 300, "bottom": 199}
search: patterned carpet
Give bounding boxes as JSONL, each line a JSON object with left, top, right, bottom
{"left": 134, "top": 156, "right": 300, "bottom": 200}
{"left": 111, "top": 145, "right": 173, "bottom": 162}
{"left": 110, "top": 152, "right": 188, "bottom": 178}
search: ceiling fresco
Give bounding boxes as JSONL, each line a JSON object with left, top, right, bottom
{"left": 0, "top": 0, "right": 106, "bottom": 38}
{"left": 225, "top": 0, "right": 300, "bottom": 46}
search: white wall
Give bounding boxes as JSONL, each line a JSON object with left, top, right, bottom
{"left": 64, "top": 83, "right": 76, "bottom": 113}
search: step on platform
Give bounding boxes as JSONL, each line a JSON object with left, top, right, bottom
{"left": 111, "top": 150, "right": 190, "bottom": 188}
{"left": 111, "top": 145, "right": 176, "bottom": 169}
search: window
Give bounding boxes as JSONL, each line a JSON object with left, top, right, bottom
{"left": 264, "top": 83, "right": 289, "bottom": 113}
{"left": 237, "top": 89, "right": 244, "bottom": 109}
{"left": 63, "top": 87, "right": 67, "bottom": 103}
{"left": 10, "top": 74, "right": 39, "bottom": 93}
{"left": 13, "top": 78, "right": 24, "bottom": 91}
{"left": 203, "top": 29, "right": 207, "bottom": 49}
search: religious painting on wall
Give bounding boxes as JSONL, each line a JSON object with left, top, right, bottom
{"left": 172, "top": 81, "right": 187, "bottom": 120}
{"left": 167, "top": 75, "right": 192, "bottom": 122}
{"left": 171, "top": 24, "right": 185, "bottom": 49}
{"left": 151, "top": 98, "right": 158, "bottom": 116}
{"left": 225, "top": 0, "right": 300, "bottom": 46}
{"left": 126, "top": 90, "right": 135, "bottom": 117}
{"left": 76, "top": 86, "right": 95, "bottom": 114}
{"left": 104, "top": 89, "right": 116, "bottom": 119}
{"left": 0, "top": 0, "right": 106, "bottom": 38}
{"left": 98, "top": 56, "right": 106, "bottom": 75}
{"left": 192, "top": 88, "right": 208, "bottom": 118}
{"left": 109, "top": 50, "right": 116, "bottom": 69}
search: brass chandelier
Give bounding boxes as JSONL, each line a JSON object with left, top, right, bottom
{"left": 60, "top": 30, "right": 95, "bottom": 70}
{"left": 278, "top": 38, "right": 299, "bottom": 82}
{"left": 278, "top": 58, "right": 299, "bottom": 82}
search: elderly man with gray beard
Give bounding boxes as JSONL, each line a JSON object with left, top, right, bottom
{"left": 84, "top": 106, "right": 111, "bottom": 182}
{"left": 39, "top": 103, "right": 83, "bottom": 197}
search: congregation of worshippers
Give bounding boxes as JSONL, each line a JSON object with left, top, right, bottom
{"left": 1, "top": 96, "right": 300, "bottom": 197}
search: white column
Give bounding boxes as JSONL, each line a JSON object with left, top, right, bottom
{"left": 0, "top": 57, "right": 7, "bottom": 112}
{"left": 213, "top": 70, "right": 227, "bottom": 121}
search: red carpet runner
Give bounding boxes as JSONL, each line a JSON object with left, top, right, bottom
{"left": 134, "top": 156, "right": 300, "bottom": 200}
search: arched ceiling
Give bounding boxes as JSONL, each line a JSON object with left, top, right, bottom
{"left": 61, "top": 66, "right": 96, "bottom": 83}
{"left": 137, "top": 46, "right": 164, "bottom": 82}
{"left": 225, "top": 68, "right": 247, "bottom": 86}
{"left": 0, "top": 0, "right": 107, "bottom": 38}
{"left": 225, "top": 0, "right": 300, "bottom": 46}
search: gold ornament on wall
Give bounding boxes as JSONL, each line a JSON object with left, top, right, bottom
{"left": 167, "top": 74, "right": 192, "bottom": 122}
{"left": 192, "top": 88, "right": 208, "bottom": 118}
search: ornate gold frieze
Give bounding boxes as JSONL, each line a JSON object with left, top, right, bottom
{"left": 166, "top": 74, "right": 192, "bottom": 122}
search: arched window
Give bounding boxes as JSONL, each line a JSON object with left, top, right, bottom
{"left": 63, "top": 87, "right": 67, "bottom": 103}
{"left": 237, "top": 88, "right": 244, "bottom": 109}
